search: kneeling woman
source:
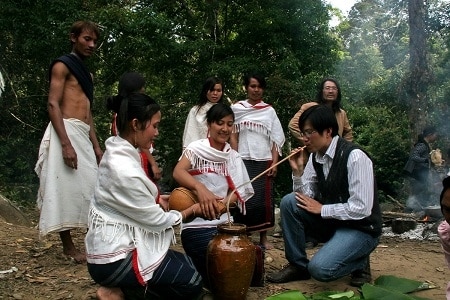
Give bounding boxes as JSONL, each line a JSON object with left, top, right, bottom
{"left": 173, "top": 103, "right": 254, "bottom": 287}
{"left": 85, "top": 93, "right": 202, "bottom": 299}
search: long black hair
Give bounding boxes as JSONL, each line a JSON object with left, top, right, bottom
{"left": 315, "top": 77, "right": 342, "bottom": 113}
{"left": 206, "top": 103, "right": 234, "bottom": 124}
{"left": 196, "top": 77, "right": 224, "bottom": 113}
{"left": 107, "top": 93, "right": 160, "bottom": 135}
{"left": 118, "top": 72, "right": 145, "bottom": 97}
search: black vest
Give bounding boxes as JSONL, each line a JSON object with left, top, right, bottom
{"left": 312, "top": 138, "right": 382, "bottom": 237}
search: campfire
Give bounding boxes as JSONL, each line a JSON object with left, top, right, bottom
{"left": 382, "top": 210, "right": 442, "bottom": 241}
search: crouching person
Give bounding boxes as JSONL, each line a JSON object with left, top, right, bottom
{"left": 266, "top": 105, "right": 382, "bottom": 287}
{"left": 85, "top": 93, "right": 202, "bottom": 299}
{"left": 437, "top": 177, "right": 450, "bottom": 299}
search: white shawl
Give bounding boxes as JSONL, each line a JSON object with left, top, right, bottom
{"left": 180, "top": 139, "right": 254, "bottom": 230}
{"left": 232, "top": 100, "right": 285, "bottom": 157}
{"left": 85, "top": 136, "right": 181, "bottom": 284}
{"left": 182, "top": 102, "right": 215, "bottom": 148}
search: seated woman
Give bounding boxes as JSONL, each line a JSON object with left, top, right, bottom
{"left": 173, "top": 103, "right": 254, "bottom": 288}
{"left": 85, "top": 93, "right": 203, "bottom": 300}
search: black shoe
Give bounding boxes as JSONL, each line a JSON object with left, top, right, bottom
{"left": 305, "top": 241, "right": 318, "bottom": 249}
{"left": 266, "top": 264, "right": 311, "bottom": 283}
{"left": 350, "top": 258, "right": 372, "bottom": 287}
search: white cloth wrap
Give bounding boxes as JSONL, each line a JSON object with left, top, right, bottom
{"left": 182, "top": 102, "right": 215, "bottom": 148}
{"left": 231, "top": 100, "right": 285, "bottom": 160}
{"left": 35, "top": 118, "right": 97, "bottom": 236}
{"left": 85, "top": 136, "right": 181, "bottom": 283}
{"left": 180, "top": 139, "right": 254, "bottom": 230}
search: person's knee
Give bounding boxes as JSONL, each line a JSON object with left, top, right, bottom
{"left": 280, "top": 193, "right": 296, "bottom": 212}
{"left": 308, "top": 260, "right": 337, "bottom": 282}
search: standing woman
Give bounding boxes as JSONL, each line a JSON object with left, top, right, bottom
{"left": 404, "top": 126, "right": 438, "bottom": 211}
{"left": 230, "top": 73, "right": 285, "bottom": 249}
{"left": 173, "top": 103, "right": 254, "bottom": 288}
{"left": 182, "top": 76, "right": 224, "bottom": 149}
{"left": 85, "top": 93, "right": 202, "bottom": 300}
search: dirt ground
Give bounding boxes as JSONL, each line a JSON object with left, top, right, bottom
{"left": 0, "top": 208, "right": 449, "bottom": 300}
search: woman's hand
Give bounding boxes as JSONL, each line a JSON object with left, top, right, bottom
{"left": 267, "top": 163, "right": 278, "bottom": 177}
{"left": 158, "top": 194, "right": 169, "bottom": 211}
{"left": 195, "top": 183, "right": 224, "bottom": 220}
{"left": 151, "top": 163, "right": 162, "bottom": 181}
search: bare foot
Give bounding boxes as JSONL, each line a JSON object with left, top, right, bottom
{"left": 60, "top": 230, "right": 86, "bottom": 263}
{"left": 63, "top": 248, "right": 87, "bottom": 264}
{"left": 259, "top": 231, "right": 273, "bottom": 250}
{"left": 96, "top": 287, "right": 124, "bottom": 300}
{"left": 261, "top": 241, "right": 274, "bottom": 250}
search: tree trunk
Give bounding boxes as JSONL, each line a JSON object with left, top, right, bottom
{"left": 406, "top": 0, "right": 431, "bottom": 141}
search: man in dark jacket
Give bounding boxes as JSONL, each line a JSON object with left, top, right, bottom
{"left": 267, "top": 105, "right": 381, "bottom": 287}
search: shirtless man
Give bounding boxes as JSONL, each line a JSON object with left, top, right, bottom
{"left": 35, "top": 20, "right": 103, "bottom": 263}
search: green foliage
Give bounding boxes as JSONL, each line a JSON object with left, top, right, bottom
{"left": 266, "top": 290, "right": 309, "bottom": 300}
{"left": 1, "top": 0, "right": 450, "bottom": 207}
{"left": 265, "top": 275, "right": 431, "bottom": 300}
{"left": 373, "top": 275, "right": 431, "bottom": 294}
{"left": 334, "top": 0, "right": 450, "bottom": 201}
{"left": 347, "top": 105, "right": 410, "bottom": 199}
{"left": 0, "top": 0, "right": 339, "bottom": 203}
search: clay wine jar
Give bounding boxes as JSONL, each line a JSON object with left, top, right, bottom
{"left": 207, "top": 223, "right": 256, "bottom": 300}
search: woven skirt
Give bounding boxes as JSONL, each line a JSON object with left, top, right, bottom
{"left": 233, "top": 159, "right": 274, "bottom": 232}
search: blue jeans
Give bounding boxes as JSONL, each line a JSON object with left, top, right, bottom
{"left": 280, "top": 192, "right": 379, "bottom": 282}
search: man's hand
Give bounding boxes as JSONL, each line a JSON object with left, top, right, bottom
{"left": 289, "top": 147, "right": 306, "bottom": 176}
{"left": 62, "top": 144, "right": 77, "bottom": 169}
{"left": 295, "top": 192, "right": 322, "bottom": 214}
{"left": 94, "top": 147, "right": 103, "bottom": 165}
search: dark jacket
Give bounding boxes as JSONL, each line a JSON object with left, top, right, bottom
{"left": 312, "top": 138, "right": 382, "bottom": 237}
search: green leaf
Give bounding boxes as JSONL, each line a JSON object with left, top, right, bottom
{"left": 374, "top": 275, "right": 430, "bottom": 293}
{"left": 327, "top": 291, "right": 356, "bottom": 299}
{"left": 310, "top": 290, "right": 359, "bottom": 299}
{"left": 361, "top": 284, "right": 430, "bottom": 300}
{"left": 265, "top": 290, "right": 308, "bottom": 300}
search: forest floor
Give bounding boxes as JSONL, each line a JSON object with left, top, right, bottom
{"left": 0, "top": 207, "right": 449, "bottom": 300}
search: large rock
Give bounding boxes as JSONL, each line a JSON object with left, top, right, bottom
{"left": 0, "top": 194, "right": 31, "bottom": 226}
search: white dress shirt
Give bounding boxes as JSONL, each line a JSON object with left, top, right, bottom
{"left": 292, "top": 136, "right": 374, "bottom": 221}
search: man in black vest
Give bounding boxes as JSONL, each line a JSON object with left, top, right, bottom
{"left": 267, "top": 105, "right": 381, "bottom": 287}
